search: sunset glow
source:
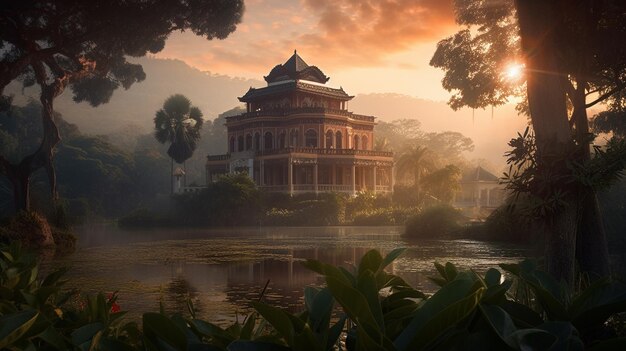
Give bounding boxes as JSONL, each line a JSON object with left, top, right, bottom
{"left": 504, "top": 62, "right": 524, "bottom": 81}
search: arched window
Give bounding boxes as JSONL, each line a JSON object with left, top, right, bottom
{"left": 278, "top": 131, "right": 286, "bottom": 149}
{"left": 264, "top": 132, "right": 273, "bottom": 150}
{"left": 335, "top": 131, "right": 343, "bottom": 149}
{"left": 362, "top": 135, "right": 368, "bottom": 150}
{"left": 245, "top": 134, "right": 253, "bottom": 150}
{"left": 229, "top": 136, "right": 235, "bottom": 152}
{"left": 254, "top": 133, "right": 260, "bottom": 150}
{"left": 354, "top": 135, "right": 360, "bottom": 149}
{"left": 290, "top": 129, "right": 299, "bottom": 147}
{"left": 305, "top": 129, "right": 318, "bottom": 148}
{"left": 325, "top": 130, "right": 334, "bottom": 148}
{"left": 237, "top": 135, "right": 244, "bottom": 151}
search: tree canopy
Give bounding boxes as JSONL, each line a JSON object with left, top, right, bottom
{"left": 154, "top": 94, "right": 204, "bottom": 165}
{"left": 431, "top": 0, "right": 626, "bottom": 282}
{"left": 0, "top": 0, "right": 244, "bottom": 211}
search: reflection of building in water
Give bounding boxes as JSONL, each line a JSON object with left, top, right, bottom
{"left": 206, "top": 51, "right": 394, "bottom": 196}
{"left": 224, "top": 247, "right": 384, "bottom": 313}
{"left": 454, "top": 166, "right": 507, "bottom": 218}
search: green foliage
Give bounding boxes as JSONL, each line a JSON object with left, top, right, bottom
{"left": 504, "top": 128, "right": 626, "bottom": 219}
{"left": 404, "top": 205, "right": 465, "bottom": 238}
{"left": 261, "top": 193, "right": 346, "bottom": 226}
{"left": 1, "top": 245, "right": 626, "bottom": 350}
{"left": 352, "top": 208, "right": 418, "bottom": 226}
{"left": 154, "top": 94, "right": 204, "bottom": 164}
{"left": 0, "top": 211, "right": 75, "bottom": 251}
{"left": 420, "top": 165, "right": 462, "bottom": 205}
{"left": 175, "top": 173, "right": 261, "bottom": 226}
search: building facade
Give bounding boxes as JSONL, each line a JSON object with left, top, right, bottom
{"left": 454, "top": 166, "right": 507, "bottom": 218}
{"left": 206, "top": 51, "right": 394, "bottom": 195}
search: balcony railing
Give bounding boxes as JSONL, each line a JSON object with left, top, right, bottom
{"left": 226, "top": 107, "right": 375, "bottom": 122}
{"left": 258, "top": 147, "right": 393, "bottom": 158}
{"left": 207, "top": 154, "right": 230, "bottom": 161}
{"left": 207, "top": 148, "right": 393, "bottom": 162}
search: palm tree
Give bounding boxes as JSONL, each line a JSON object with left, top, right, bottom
{"left": 154, "top": 94, "right": 204, "bottom": 194}
{"left": 396, "top": 145, "right": 435, "bottom": 203}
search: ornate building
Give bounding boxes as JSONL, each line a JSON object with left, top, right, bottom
{"left": 206, "top": 51, "right": 394, "bottom": 195}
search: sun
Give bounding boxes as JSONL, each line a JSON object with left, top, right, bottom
{"left": 504, "top": 63, "right": 524, "bottom": 80}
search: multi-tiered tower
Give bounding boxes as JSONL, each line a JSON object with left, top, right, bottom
{"left": 206, "top": 51, "right": 394, "bottom": 195}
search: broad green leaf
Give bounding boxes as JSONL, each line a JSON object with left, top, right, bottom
{"left": 586, "top": 337, "right": 626, "bottom": 351}
{"left": 434, "top": 263, "right": 447, "bottom": 281}
{"left": 499, "top": 300, "right": 543, "bottom": 328}
{"left": 380, "top": 248, "right": 406, "bottom": 271}
{"left": 444, "top": 262, "right": 458, "bottom": 281}
{"left": 250, "top": 302, "right": 294, "bottom": 345}
{"left": 536, "top": 321, "right": 584, "bottom": 351}
{"left": 191, "top": 319, "right": 234, "bottom": 347}
{"left": 42, "top": 267, "right": 68, "bottom": 287}
{"left": 71, "top": 322, "right": 104, "bottom": 349}
{"left": 325, "top": 276, "right": 381, "bottom": 342}
{"left": 308, "top": 288, "right": 333, "bottom": 333}
{"left": 326, "top": 315, "right": 346, "bottom": 351}
{"left": 505, "top": 328, "right": 557, "bottom": 350}
{"left": 143, "top": 313, "right": 188, "bottom": 351}
{"left": 394, "top": 277, "right": 480, "bottom": 351}
{"left": 357, "top": 270, "right": 385, "bottom": 330}
{"left": 484, "top": 268, "right": 501, "bottom": 287}
{"left": 0, "top": 310, "right": 39, "bottom": 349}
{"left": 240, "top": 313, "right": 256, "bottom": 340}
{"left": 405, "top": 287, "right": 484, "bottom": 350}
{"left": 358, "top": 250, "right": 383, "bottom": 276}
{"left": 227, "top": 340, "right": 290, "bottom": 351}
{"left": 569, "top": 279, "right": 626, "bottom": 331}
{"left": 38, "top": 327, "right": 68, "bottom": 350}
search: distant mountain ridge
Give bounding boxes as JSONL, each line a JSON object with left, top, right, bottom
{"left": 7, "top": 57, "right": 528, "bottom": 165}
{"left": 7, "top": 57, "right": 263, "bottom": 134}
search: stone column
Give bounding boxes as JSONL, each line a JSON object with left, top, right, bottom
{"left": 373, "top": 165, "right": 377, "bottom": 193}
{"left": 391, "top": 165, "right": 395, "bottom": 192}
{"left": 351, "top": 164, "right": 356, "bottom": 196}
{"left": 260, "top": 159, "right": 265, "bottom": 186}
{"left": 288, "top": 157, "right": 294, "bottom": 195}
{"left": 314, "top": 163, "right": 319, "bottom": 194}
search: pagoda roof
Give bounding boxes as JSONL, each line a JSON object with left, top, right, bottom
{"left": 462, "top": 166, "right": 499, "bottom": 182}
{"left": 239, "top": 80, "right": 353, "bottom": 102}
{"left": 264, "top": 51, "right": 330, "bottom": 84}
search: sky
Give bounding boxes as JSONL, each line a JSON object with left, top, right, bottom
{"left": 155, "top": 0, "right": 460, "bottom": 101}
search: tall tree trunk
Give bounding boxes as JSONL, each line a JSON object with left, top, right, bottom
{"left": 170, "top": 157, "right": 174, "bottom": 195}
{"left": 515, "top": 0, "right": 578, "bottom": 285}
{"left": 0, "top": 79, "right": 61, "bottom": 213}
{"left": 570, "top": 82, "right": 611, "bottom": 278}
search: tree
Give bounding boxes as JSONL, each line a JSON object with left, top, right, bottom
{"left": 431, "top": 0, "right": 626, "bottom": 283}
{"left": 396, "top": 146, "right": 435, "bottom": 203}
{"left": 421, "top": 165, "right": 462, "bottom": 204}
{"left": 153, "top": 94, "right": 203, "bottom": 193}
{"left": 0, "top": 0, "right": 244, "bottom": 212}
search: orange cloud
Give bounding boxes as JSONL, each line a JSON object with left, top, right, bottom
{"left": 296, "top": 0, "right": 456, "bottom": 66}
{"left": 156, "top": 0, "right": 458, "bottom": 77}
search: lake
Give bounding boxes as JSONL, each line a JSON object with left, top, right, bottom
{"left": 41, "top": 224, "right": 532, "bottom": 323}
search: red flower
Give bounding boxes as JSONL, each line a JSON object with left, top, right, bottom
{"left": 106, "top": 293, "right": 121, "bottom": 313}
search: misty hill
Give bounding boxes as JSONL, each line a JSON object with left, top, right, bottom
{"left": 8, "top": 57, "right": 262, "bottom": 134}
{"left": 7, "top": 57, "right": 528, "bottom": 165}
{"left": 351, "top": 93, "right": 529, "bottom": 167}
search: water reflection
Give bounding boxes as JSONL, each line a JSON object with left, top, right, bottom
{"left": 41, "top": 225, "right": 530, "bottom": 323}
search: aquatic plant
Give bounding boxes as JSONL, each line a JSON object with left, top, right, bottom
{"left": 1, "top": 244, "right": 626, "bottom": 350}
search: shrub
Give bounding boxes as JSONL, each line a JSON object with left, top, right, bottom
{"left": 0, "top": 211, "right": 75, "bottom": 250}
{"left": 404, "top": 205, "right": 465, "bottom": 238}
